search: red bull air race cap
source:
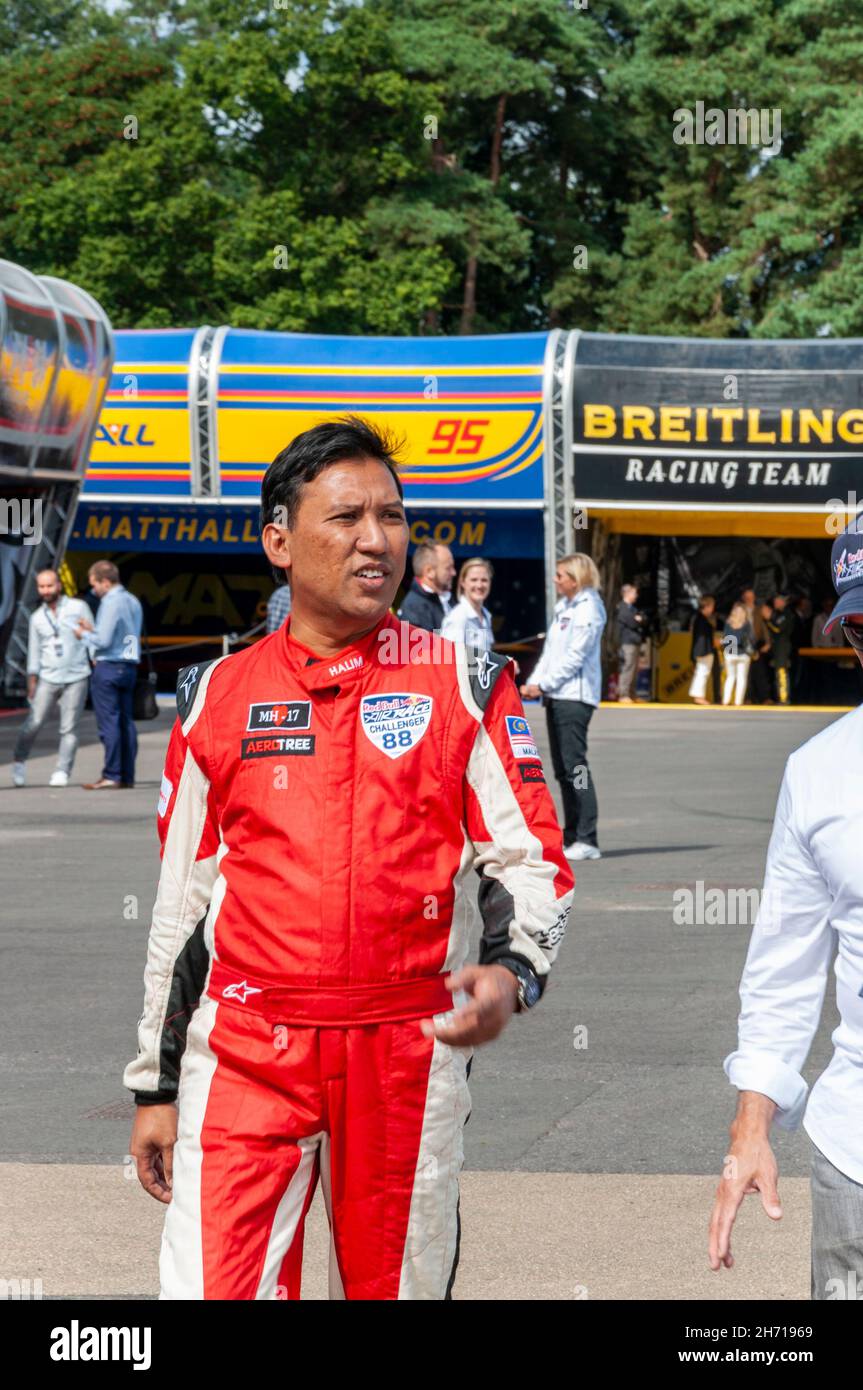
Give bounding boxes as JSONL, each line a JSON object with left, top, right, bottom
{"left": 824, "top": 515, "right": 863, "bottom": 633}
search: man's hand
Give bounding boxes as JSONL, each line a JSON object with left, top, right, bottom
{"left": 130, "top": 1103, "right": 177, "bottom": 1204}
{"left": 420, "top": 964, "right": 519, "bottom": 1047}
{"left": 74, "top": 617, "right": 94, "bottom": 637}
{"left": 27, "top": 676, "right": 37, "bottom": 701}
{"left": 708, "top": 1091, "right": 782, "bottom": 1271}
{"left": 520, "top": 683, "right": 542, "bottom": 700}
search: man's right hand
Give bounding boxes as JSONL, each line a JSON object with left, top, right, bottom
{"left": 708, "top": 1091, "right": 782, "bottom": 1271}
{"left": 130, "top": 1103, "right": 177, "bottom": 1204}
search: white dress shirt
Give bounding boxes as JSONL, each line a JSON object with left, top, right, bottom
{"left": 441, "top": 597, "right": 494, "bottom": 653}
{"left": 531, "top": 588, "right": 607, "bottom": 707}
{"left": 27, "top": 596, "right": 92, "bottom": 684}
{"left": 724, "top": 705, "right": 863, "bottom": 1182}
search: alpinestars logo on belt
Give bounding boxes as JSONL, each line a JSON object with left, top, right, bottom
{"left": 222, "top": 980, "right": 263, "bottom": 1004}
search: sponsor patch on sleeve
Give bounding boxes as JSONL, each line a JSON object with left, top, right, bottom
{"left": 506, "top": 714, "right": 540, "bottom": 761}
{"left": 157, "top": 773, "right": 173, "bottom": 817}
{"left": 519, "top": 763, "right": 545, "bottom": 784}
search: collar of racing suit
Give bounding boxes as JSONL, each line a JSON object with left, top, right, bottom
{"left": 277, "top": 610, "right": 400, "bottom": 693}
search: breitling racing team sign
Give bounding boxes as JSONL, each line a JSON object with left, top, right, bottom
{"left": 572, "top": 333, "right": 863, "bottom": 507}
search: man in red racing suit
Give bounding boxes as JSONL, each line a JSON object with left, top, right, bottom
{"left": 126, "top": 417, "right": 573, "bottom": 1300}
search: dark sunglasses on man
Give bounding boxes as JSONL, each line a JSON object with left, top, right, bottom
{"left": 840, "top": 617, "right": 863, "bottom": 652}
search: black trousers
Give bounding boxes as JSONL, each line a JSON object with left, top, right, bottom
{"left": 748, "top": 653, "right": 773, "bottom": 704}
{"left": 545, "top": 698, "right": 598, "bottom": 847}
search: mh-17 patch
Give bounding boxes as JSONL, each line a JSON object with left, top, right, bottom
{"left": 360, "top": 692, "right": 433, "bottom": 760}
{"left": 247, "top": 700, "right": 311, "bottom": 733}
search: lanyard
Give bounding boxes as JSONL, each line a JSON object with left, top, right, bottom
{"left": 44, "top": 603, "right": 62, "bottom": 640}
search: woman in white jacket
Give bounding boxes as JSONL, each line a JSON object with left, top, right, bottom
{"left": 441, "top": 558, "right": 495, "bottom": 653}
{"left": 520, "top": 553, "right": 606, "bottom": 861}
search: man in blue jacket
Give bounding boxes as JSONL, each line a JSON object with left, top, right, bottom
{"left": 75, "top": 560, "right": 143, "bottom": 789}
{"left": 397, "top": 542, "right": 455, "bottom": 631}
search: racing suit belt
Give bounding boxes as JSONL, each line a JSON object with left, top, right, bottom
{"left": 208, "top": 960, "right": 454, "bottom": 1026}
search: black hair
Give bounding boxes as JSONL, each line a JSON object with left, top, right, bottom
{"left": 260, "top": 415, "right": 405, "bottom": 548}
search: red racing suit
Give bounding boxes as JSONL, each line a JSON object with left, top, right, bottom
{"left": 124, "top": 612, "right": 573, "bottom": 1300}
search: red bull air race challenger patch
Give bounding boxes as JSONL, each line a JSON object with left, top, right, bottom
{"left": 359, "top": 692, "right": 434, "bottom": 760}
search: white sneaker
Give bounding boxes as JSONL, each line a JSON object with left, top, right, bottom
{"left": 12, "top": 762, "right": 26, "bottom": 787}
{"left": 49, "top": 770, "right": 69, "bottom": 787}
{"left": 564, "top": 841, "right": 602, "bottom": 860}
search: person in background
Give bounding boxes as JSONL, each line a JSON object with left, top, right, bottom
{"left": 721, "top": 602, "right": 754, "bottom": 707}
{"left": 766, "top": 593, "right": 794, "bottom": 705}
{"left": 397, "top": 542, "right": 456, "bottom": 631}
{"left": 709, "top": 516, "right": 863, "bottom": 1299}
{"left": 441, "top": 558, "right": 494, "bottom": 652}
{"left": 812, "top": 594, "right": 845, "bottom": 648}
{"left": 688, "top": 595, "right": 718, "bottom": 706}
{"left": 615, "top": 582, "right": 644, "bottom": 703}
{"left": 791, "top": 594, "right": 813, "bottom": 701}
{"left": 753, "top": 604, "right": 773, "bottom": 702}
{"left": 520, "top": 553, "right": 606, "bottom": 861}
{"left": 266, "top": 581, "right": 292, "bottom": 633}
{"left": 74, "top": 560, "right": 143, "bottom": 790}
{"left": 741, "top": 588, "right": 771, "bottom": 704}
{"left": 11, "top": 568, "right": 92, "bottom": 788}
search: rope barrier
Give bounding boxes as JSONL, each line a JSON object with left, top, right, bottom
{"left": 141, "top": 620, "right": 267, "bottom": 658}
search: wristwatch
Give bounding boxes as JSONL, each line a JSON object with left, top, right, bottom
{"left": 499, "top": 957, "right": 542, "bottom": 1012}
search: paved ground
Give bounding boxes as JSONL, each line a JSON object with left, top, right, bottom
{"left": 0, "top": 696, "right": 845, "bottom": 1299}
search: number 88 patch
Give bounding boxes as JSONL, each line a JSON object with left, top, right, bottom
{"left": 359, "top": 693, "right": 434, "bottom": 760}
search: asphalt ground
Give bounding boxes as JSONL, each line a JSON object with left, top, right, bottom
{"left": 0, "top": 696, "right": 846, "bottom": 1298}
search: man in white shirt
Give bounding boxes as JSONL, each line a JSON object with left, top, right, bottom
{"left": 709, "top": 518, "right": 863, "bottom": 1299}
{"left": 12, "top": 569, "right": 92, "bottom": 788}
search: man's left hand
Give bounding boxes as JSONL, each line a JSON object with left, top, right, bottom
{"left": 420, "top": 964, "right": 519, "bottom": 1047}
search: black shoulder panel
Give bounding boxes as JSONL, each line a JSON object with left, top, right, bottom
{"left": 466, "top": 647, "right": 509, "bottom": 713}
{"left": 176, "top": 657, "right": 218, "bottom": 724}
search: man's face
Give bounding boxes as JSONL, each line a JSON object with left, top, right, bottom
{"left": 702, "top": 600, "right": 715, "bottom": 616}
{"left": 261, "top": 457, "right": 408, "bottom": 635}
{"left": 36, "top": 572, "right": 61, "bottom": 604}
{"left": 89, "top": 576, "right": 112, "bottom": 598}
{"left": 742, "top": 589, "right": 755, "bottom": 606}
{"left": 432, "top": 546, "right": 455, "bottom": 593}
{"left": 773, "top": 595, "right": 786, "bottom": 610}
